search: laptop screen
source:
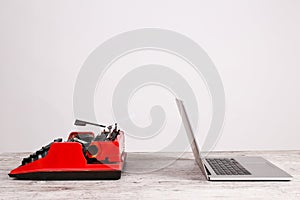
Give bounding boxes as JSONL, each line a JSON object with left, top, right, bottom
{"left": 175, "top": 98, "right": 207, "bottom": 175}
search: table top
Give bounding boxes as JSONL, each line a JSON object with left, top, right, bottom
{"left": 1, "top": 151, "right": 299, "bottom": 200}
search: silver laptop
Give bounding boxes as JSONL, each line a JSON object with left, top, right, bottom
{"left": 176, "top": 98, "right": 292, "bottom": 181}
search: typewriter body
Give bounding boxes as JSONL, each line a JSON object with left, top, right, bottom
{"left": 9, "top": 120, "right": 126, "bottom": 180}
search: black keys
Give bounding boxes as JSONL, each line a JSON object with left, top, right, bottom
{"left": 54, "top": 138, "right": 63, "bottom": 142}
{"left": 21, "top": 138, "right": 63, "bottom": 166}
{"left": 206, "top": 158, "right": 251, "bottom": 175}
{"left": 21, "top": 157, "right": 31, "bottom": 165}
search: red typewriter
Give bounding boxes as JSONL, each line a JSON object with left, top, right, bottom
{"left": 9, "top": 120, "right": 126, "bottom": 180}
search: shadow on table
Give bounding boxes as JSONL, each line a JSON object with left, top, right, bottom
{"left": 123, "top": 152, "right": 206, "bottom": 181}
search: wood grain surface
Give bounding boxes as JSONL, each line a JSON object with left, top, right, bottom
{"left": 0, "top": 151, "right": 299, "bottom": 200}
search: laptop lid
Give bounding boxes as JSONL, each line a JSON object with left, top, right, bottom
{"left": 175, "top": 98, "right": 208, "bottom": 177}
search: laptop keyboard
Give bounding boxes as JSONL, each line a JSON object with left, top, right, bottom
{"left": 206, "top": 158, "right": 251, "bottom": 175}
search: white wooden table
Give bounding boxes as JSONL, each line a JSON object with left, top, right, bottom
{"left": 1, "top": 151, "right": 299, "bottom": 200}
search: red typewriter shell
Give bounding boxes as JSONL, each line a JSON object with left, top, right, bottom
{"left": 9, "top": 131, "right": 126, "bottom": 180}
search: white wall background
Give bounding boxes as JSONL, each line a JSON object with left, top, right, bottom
{"left": 0, "top": 0, "right": 299, "bottom": 152}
